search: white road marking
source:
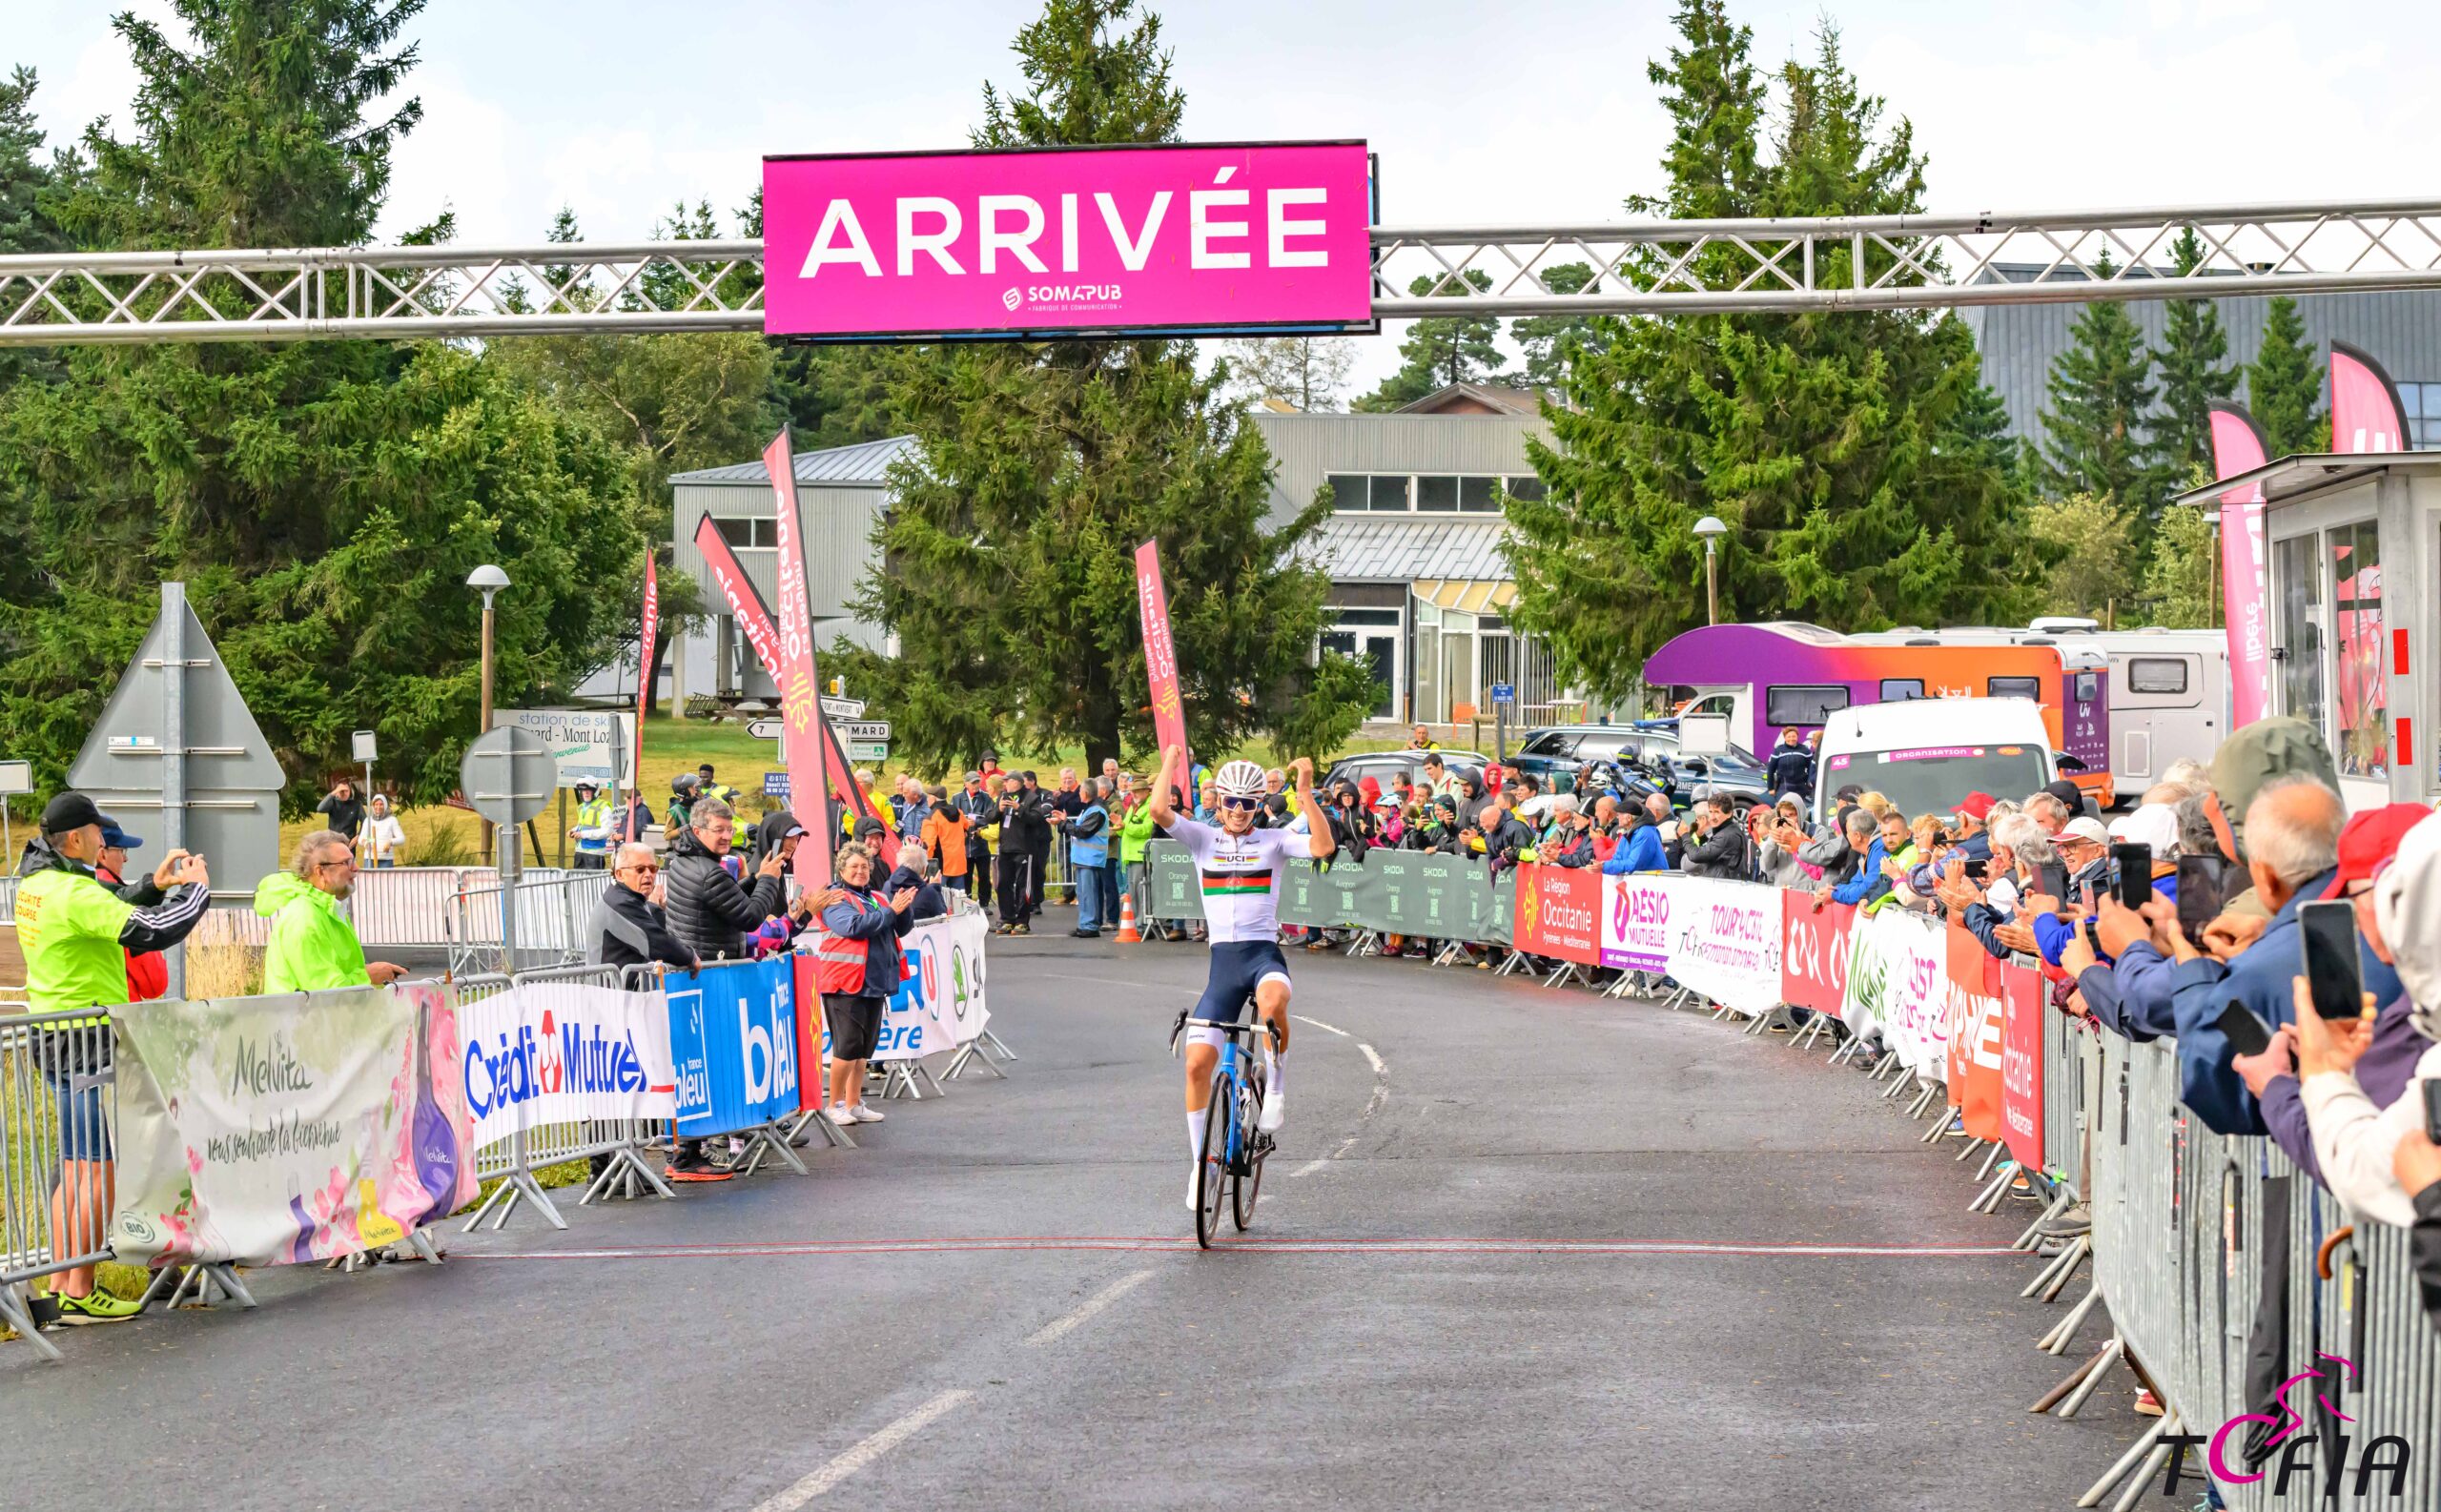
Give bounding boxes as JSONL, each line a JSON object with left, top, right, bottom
{"left": 1290, "top": 1157, "right": 1332, "bottom": 1177}
{"left": 1295, "top": 1043, "right": 1385, "bottom": 1177}
{"left": 1358, "top": 1042, "right": 1385, "bottom": 1073}
{"left": 1292, "top": 1014, "right": 1349, "bottom": 1036}
{"left": 748, "top": 1389, "right": 972, "bottom": 1511}
{"left": 1024, "top": 1267, "right": 1157, "bottom": 1347}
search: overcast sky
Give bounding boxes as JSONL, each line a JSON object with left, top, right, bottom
{"left": 14, "top": 0, "right": 2434, "bottom": 398}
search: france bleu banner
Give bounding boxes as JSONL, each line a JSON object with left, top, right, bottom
{"left": 667, "top": 957, "right": 800, "bottom": 1135}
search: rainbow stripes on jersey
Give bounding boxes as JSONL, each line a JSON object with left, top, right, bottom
{"left": 1200, "top": 868, "right": 1274, "bottom": 895}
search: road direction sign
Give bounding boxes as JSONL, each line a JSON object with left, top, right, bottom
{"left": 764, "top": 771, "right": 790, "bottom": 797}
{"left": 747, "top": 718, "right": 783, "bottom": 741}
{"left": 1490, "top": 683, "right": 1516, "bottom": 705}
{"left": 841, "top": 721, "right": 892, "bottom": 743}
{"left": 461, "top": 726, "right": 556, "bottom": 827}
{"left": 492, "top": 708, "right": 635, "bottom": 788}
{"left": 848, "top": 740, "right": 889, "bottom": 764}
{"left": 821, "top": 696, "right": 865, "bottom": 719}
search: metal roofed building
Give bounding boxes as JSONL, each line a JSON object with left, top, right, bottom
{"left": 667, "top": 435, "right": 913, "bottom": 704}
{"left": 1964, "top": 265, "right": 2441, "bottom": 444}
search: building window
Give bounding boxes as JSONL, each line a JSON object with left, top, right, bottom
{"left": 1415, "top": 475, "right": 1459, "bottom": 511}
{"left": 1369, "top": 476, "right": 1410, "bottom": 511}
{"left": 1325, "top": 474, "right": 1365, "bottom": 511}
{"left": 1506, "top": 476, "right": 1548, "bottom": 501}
{"left": 1459, "top": 477, "right": 1499, "bottom": 513}
{"left": 714, "top": 517, "right": 778, "bottom": 548}
{"left": 2331, "top": 520, "right": 2387, "bottom": 779}
{"left": 1325, "top": 475, "right": 1413, "bottom": 512}
{"left": 1988, "top": 676, "right": 2041, "bottom": 700}
{"left": 2124, "top": 658, "right": 2188, "bottom": 695}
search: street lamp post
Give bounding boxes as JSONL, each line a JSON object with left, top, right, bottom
{"left": 467, "top": 563, "right": 511, "bottom": 851}
{"left": 1692, "top": 516, "right": 1727, "bottom": 626}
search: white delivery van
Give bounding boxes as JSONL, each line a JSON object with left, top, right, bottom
{"left": 1812, "top": 698, "right": 2060, "bottom": 828}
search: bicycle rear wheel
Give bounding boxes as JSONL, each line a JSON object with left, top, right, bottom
{"left": 1232, "top": 1067, "right": 1266, "bottom": 1231}
{"left": 1194, "top": 1072, "right": 1230, "bottom": 1249}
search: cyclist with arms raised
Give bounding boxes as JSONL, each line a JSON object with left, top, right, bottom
{"left": 1149, "top": 745, "right": 1335, "bottom": 1208}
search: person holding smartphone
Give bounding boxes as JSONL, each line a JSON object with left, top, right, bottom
{"left": 2163, "top": 777, "right": 2402, "bottom": 1137}
{"left": 2284, "top": 809, "right": 2441, "bottom": 1221}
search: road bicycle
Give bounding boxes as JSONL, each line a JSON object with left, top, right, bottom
{"left": 1170, "top": 1006, "right": 1275, "bottom": 1249}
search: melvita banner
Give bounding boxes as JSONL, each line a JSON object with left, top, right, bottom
{"left": 763, "top": 142, "right": 1374, "bottom": 339}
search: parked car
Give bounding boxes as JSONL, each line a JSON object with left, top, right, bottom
{"left": 1508, "top": 723, "right": 1769, "bottom": 807}
{"left": 1322, "top": 748, "right": 1488, "bottom": 797}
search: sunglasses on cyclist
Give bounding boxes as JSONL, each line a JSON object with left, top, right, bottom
{"left": 1219, "top": 795, "right": 1262, "bottom": 812}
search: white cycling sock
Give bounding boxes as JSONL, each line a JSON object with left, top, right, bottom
{"left": 1264, "top": 1048, "right": 1285, "bottom": 1102}
{"left": 1186, "top": 1110, "right": 1207, "bottom": 1160}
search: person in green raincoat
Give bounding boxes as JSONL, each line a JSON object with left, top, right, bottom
{"left": 255, "top": 830, "right": 409, "bottom": 993}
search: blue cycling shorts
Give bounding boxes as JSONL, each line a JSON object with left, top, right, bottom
{"left": 1192, "top": 940, "right": 1292, "bottom": 1026}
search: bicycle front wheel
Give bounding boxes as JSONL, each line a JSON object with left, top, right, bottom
{"left": 1232, "top": 1068, "right": 1266, "bottom": 1231}
{"left": 1195, "top": 1073, "right": 1230, "bottom": 1250}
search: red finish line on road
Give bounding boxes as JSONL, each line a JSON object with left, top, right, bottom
{"left": 462, "top": 1235, "right": 2020, "bottom": 1260}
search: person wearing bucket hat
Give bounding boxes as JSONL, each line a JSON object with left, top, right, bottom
{"left": 2294, "top": 811, "right": 2441, "bottom": 1226}
{"left": 2164, "top": 775, "right": 2403, "bottom": 1136}
{"left": 2235, "top": 806, "right": 2440, "bottom": 1188}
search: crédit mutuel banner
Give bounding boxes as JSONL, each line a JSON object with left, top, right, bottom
{"left": 762, "top": 142, "right": 1375, "bottom": 340}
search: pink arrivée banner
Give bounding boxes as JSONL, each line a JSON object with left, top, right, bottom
{"left": 2207, "top": 404, "right": 2271, "bottom": 728}
{"left": 763, "top": 141, "right": 1372, "bottom": 339}
{"left": 2331, "top": 341, "right": 2409, "bottom": 454}
{"left": 1136, "top": 540, "right": 1190, "bottom": 777}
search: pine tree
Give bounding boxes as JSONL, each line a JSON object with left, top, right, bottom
{"left": 1510, "top": 262, "right": 1608, "bottom": 391}
{"left": 2138, "top": 484, "right": 2217, "bottom": 628}
{"left": 2249, "top": 295, "right": 2323, "bottom": 455}
{"left": 1352, "top": 271, "right": 1505, "bottom": 410}
{"left": 1504, "top": 11, "right": 2037, "bottom": 699}
{"left": 0, "top": 67, "right": 74, "bottom": 388}
{"left": 846, "top": 0, "right": 1370, "bottom": 770}
{"left": 2028, "top": 493, "right": 2139, "bottom": 622}
{"left": 2153, "top": 229, "right": 2238, "bottom": 477}
{"left": 0, "top": 2, "right": 648, "bottom": 808}
{"left": 2037, "top": 254, "right": 2169, "bottom": 524}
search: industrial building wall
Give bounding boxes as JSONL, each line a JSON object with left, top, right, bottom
{"left": 1249, "top": 411, "right": 1552, "bottom": 523}
{"left": 1965, "top": 282, "right": 2441, "bottom": 442}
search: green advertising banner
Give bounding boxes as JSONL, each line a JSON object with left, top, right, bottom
{"left": 1367, "top": 849, "right": 1416, "bottom": 932}
{"left": 1488, "top": 870, "right": 1517, "bottom": 946}
{"left": 1277, "top": 856, "right": 1327, "bottom": 928}
{"left": 1147, "top": 840, "right": 1199, "bottom": 921}
{"left": 1323, "top": 856, "right": 1364, "bottom": 929}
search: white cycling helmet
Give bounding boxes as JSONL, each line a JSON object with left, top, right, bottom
{"left": 1214, "top": 760, "right": 1266, "bottom": 801}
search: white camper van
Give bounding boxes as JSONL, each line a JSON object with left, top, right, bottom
{"left": 1850, "top": 621, "right": 2229, "bottom": 803}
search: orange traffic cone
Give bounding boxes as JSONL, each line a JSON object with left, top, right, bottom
{"left": 1115, "top": 891, "right": 1142, "bottom": 943}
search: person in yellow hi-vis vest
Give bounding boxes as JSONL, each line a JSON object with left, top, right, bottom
{"left": 14, "top": 792, "right": 211, "bottom": 1325}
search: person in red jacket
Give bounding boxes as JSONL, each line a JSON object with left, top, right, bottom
{"left": 93, "top": 816, "right": 169, "bottom": 1001}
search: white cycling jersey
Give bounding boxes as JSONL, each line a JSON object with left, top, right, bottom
{"left": 1167, "top": 815, "right": 1315, "bottom": 945}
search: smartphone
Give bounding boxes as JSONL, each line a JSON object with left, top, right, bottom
{"left": 2110, "top": 843, "right": 2152, "bottom": 909}
{"left": 2034, "top": 861, "right": 2069, "bottom": 905}
{"left": 2297, "top": 900, "right": 2367, "bottom": 1021}
{"left": 2424, "top": 1080, "right": 2441, "bottom": 1144}
{"left": 2176, "top": 855, "right": 2226, "bottom": 942}
{"left": 1961, "top": 856, "right": 1989, "bottom": 883}
{"left": 2215, "top": 1002, "right": 2274, "bottom": 1058}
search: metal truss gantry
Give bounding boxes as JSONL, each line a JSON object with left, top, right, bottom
{"left": 7, "top": 197, "right": 2441, "bottom": 345}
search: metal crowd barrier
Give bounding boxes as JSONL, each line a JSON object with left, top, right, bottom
{"left": 0, "top": 1010, "right": 114, "bottom": 1360}
{"left": 445, "top": 868, "right": 611, "bottom": 975}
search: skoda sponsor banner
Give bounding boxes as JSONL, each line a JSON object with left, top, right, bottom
{"left": 1512, "top": 864, "right": 1601, "bottom": 966}
{"left": 873, "top": 910, "right": 993, "bottom": 1064}
{"left": 111, "top": 983, "right": 476, "bottom": 1269}
{"left": 1665, "top": 876, "right": 1783, "bottom": 1016}
{"left": 764, "top": 141, "right": 1375, "bottom": 341}
{"left": 667, "top": 957, "right": 800, "bottom": 1136}
{"left": 456, "top": 977, "right": 676, "bottom": 1154}
{"left": 1781, "top": 894, "right": 1856, "bottom": 1017}
{"left": 1601, "top": 872, "right": 1672, "bottom": 972}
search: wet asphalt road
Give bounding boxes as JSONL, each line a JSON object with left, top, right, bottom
{"left": 8, "top": 919, "right": 2140, "bottom": 1510}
